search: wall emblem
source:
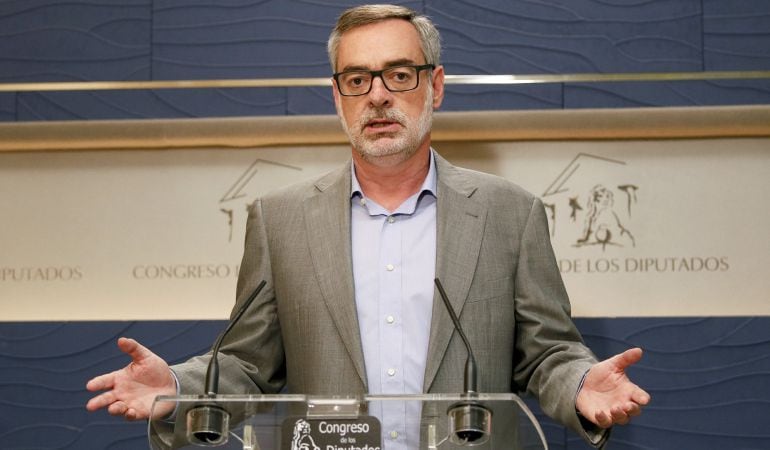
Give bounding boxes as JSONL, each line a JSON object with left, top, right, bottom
{"left": 219, "top": 158, "right": 302, "bottom": 242}
{"left": 542, "top": 153, "right": 638, "bottom": 251}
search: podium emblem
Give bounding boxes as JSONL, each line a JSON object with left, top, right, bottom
{"left": 282, "top": 416, "right": 382, "bottom": 450}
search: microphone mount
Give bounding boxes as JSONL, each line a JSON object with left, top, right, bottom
{"left": 434, "top": 278, "right": 492, "bottom": 446}
{"left": 186, "top": 280, "right": 267, "bottom": 447}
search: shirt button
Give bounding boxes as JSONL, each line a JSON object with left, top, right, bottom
{"left": 386, "top": 315, "right": 395, "bottom": 324}
{"left": 387, "top": 368, "right": 396, "bottom": 377}
{"left": 390, "top": 430, "right": 399, "bottom": 440}
{"left": 385, "top": 264, "right": 394, "bottom": 271}
{"left": 387, "top": 216, "right": 395, "bottom": 224}
{"left": 359, "top": 198, "right": 366, "bottom": 206}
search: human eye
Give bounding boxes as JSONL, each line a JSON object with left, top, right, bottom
{"left": 341, "top": 71, "right": 370, "bottom": 91}
{"left": 385, "top": 67, "right": 416, "bottom": 85}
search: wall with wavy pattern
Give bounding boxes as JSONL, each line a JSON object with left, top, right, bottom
{"left": 2, "top": 318, "right": 768, "bottom": 449}
{"left": 1, "top": 0, "right": 769, "bottom": 120}
{"left": 1, "top": 1, "right": 769, "bottom": 449}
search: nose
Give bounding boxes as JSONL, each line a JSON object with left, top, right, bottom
{"left": 367, "top": 75, "right": 392, "bottom": 107}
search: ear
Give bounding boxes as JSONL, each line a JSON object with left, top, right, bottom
{"left": 331, "top": 77, "right": 342, "bottom": 111}
{"left": 430, "top": 65, "right": 445, "bottom": 110}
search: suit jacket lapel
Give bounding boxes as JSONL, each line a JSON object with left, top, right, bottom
{"left": 302, "top": 163, "right": 367, "bottom": 387}
{"left": 424, "top": 154, "right": 487, "bottom": 392}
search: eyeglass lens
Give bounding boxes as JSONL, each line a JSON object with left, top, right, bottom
{"left": 338, "top": 66, "right": 421, "bottom": 96}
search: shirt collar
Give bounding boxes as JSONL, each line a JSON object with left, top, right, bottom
{"left": 351, "top": 149, "right": 438, "bottom": 200}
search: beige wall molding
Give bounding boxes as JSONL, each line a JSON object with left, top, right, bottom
{"left": 2, "top": 70, "right": 769, "bottom": 92}
{"left": 1, "top": 105, "right": 769, "bottom": 153}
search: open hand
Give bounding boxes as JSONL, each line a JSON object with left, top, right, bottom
{"left": 85, "top": 337, "right": 176, "bottom": 420}
{"left": 576, "top": 347, "right": 651, "bottom": 428}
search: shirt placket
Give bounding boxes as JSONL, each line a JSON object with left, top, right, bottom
{"left": 379, "top": 212, "right": 406, "bottom": 448}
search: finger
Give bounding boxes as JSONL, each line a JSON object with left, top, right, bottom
{"left": 125, "top": 408, "right": 139, "bottom": 421}
{"left": 108, "top": 401, "right": 128, "bottom": 417}
{"left": 86, "top": 391, "right": 116, "bottom": 412}
{"left": 610, "top": 405, "right": 630, "bottom": 425}
{"left": 86, "top": 372, "right": 115, "bottom": 392}
{"left": 613, "top": 347, "right": 643, "bottom": 370}
{"left": 624, "top": 402, "right": 642, "bottom": 418}
{"left": 117, "top": 337, "right": 153, "bottom": 363}
{"left": 632, "top": 386, "right": 651, "bottom": 406}
{"left": 594, "top": 409, "right": 613, "bottom": 429}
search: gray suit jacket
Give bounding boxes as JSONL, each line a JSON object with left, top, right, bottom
{"left": 174, "top": 152, "right": 602, "bottom": 445}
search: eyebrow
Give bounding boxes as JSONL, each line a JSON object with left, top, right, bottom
{"left": 339, "top": 58, "right": 419, "bottom": 73}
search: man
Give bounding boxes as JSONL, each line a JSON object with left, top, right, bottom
{"left": 86, "top": 4, "right": 649, "bottom": 448}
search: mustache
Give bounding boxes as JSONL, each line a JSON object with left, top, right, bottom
{"left": 357, "top": 107, "right": 407, "bottom": 129}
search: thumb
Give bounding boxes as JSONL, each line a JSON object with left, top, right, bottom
{"left": 613, "top": 347, "right": 643, "bottom": 370}
{"left": 117, "top": 337, "right": 154, "bottom": 363}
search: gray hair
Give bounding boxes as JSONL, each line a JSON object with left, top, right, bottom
{"left": 327, "top": 4, "right": 441, "bottom": 73}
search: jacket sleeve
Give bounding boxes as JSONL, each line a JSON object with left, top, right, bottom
{"left": 512, "top": 196, "right": 607, "bottom": 447}
{"left": 171, "top": 198, "right": 286, "bottom": 396}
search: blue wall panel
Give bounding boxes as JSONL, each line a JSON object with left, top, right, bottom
{"left": 143, "top": 87, "right": 290, "bottom": 117}
{"left": 430, "top": 0, "right": 703, "bottom": 73}
{"left": 429, "top": 0, "right": 704, "bottom": 110}
{"left": 152, "top": 0, "right": 335, "bottom": 79}
{"left": 287, "top": 86, "right": 334, "bottom": 115}
{"left": 17, "top": 88, "right": 293, "bottom": 120}
{"left": 564, "top": 79, "right": 770, "bottom": 108}
{"left": 703, "top": 0, "right": 770, "bottom": 70}
{"left": 0, "top": 321, "right": 223, "bottom": 449}
{"left": 1, "top": 1, "right": 769, "bottom": 120}
{"left": 17, "top": 91, "right": 157, "bottom": 121}
{"left": 2, "top": 318, "right": 769, "bottom": 449}
{"left": 0, "top": 0, "right": 151, "bottom": 83}
{"left": 566, "top": 318, "right": 770, "bottom": 449}
{"left": 0, "top": 93, "right": 15, "bottom": 120}
{"left": 441, "top": 84, "right": 563, "bottom": 112}
{"left": 0, "top": 0, "right": 153, "bottom": 120}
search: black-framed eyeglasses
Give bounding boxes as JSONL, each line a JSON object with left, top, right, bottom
{"left": 333, "top": 64, "right": 435, "bottom": 97}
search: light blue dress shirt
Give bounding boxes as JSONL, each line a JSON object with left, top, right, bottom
{"left": 351, "top": 150, "right": 437, "bottom": 449}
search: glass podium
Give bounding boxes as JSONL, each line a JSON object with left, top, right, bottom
{"left": 148, "top": 393, "right": 547, "bottom": 450}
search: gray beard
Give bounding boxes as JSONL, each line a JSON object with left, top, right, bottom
{"left": 338, "top": 89, "right": 434, "bottom": 165}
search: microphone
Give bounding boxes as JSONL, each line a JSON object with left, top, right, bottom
{"left": 186, "top": 280, "right": 267, "bottom": 446}
{"left": 434, "top": 278, "right": 492, "bottom": 446}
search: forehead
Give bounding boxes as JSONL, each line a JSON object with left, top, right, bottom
{"left": 336, "top": 19, "right": 424, "bottom": 70}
